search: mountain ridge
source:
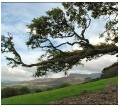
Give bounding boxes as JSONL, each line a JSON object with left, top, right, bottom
{"left": 68, "top": 73, "right": 101, "bottom": 79}
{"left": 1, "top": 76, "right": 84, "bottom": 89}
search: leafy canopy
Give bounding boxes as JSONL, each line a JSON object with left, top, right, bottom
{"left": 1, "top": 2, "right": 118, "bottom": 77}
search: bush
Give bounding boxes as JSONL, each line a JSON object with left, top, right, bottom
{"left": 19, "top": 86, "right": 31, "bottom": 95}
{"left": 90, "top": 77, "right": 100, "bottom": 82}
{"left": 1, "top": 87, "right": 20, "bottom": 98}
{"left": 100, "top": 62, "right": 118, "bottom": 79}
{"left": 35, "top": 88, "right": 44, "bottom": 93}
{"left": 57, "top": 83, "right": 71, "bottom": 88}
{"left": 85, "top": 77, "right": 91, "bottom": 82}
{"left": 46, "top": 87, "right": 55, "bottom": 91}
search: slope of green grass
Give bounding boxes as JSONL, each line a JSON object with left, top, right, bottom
{"left": 1, "top": 77, "right": 118, "bottom": 105}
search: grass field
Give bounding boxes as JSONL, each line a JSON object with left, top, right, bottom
{"left": 1, "top": 77, "right": 118, "bottom": 105}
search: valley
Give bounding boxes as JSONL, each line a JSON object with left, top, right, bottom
{"left": 1, "top": 73, "right": 101, "bottom": 89}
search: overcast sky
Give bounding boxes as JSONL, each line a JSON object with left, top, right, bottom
{"left": 1, "top": 2, "right": 117, "bottom": 81}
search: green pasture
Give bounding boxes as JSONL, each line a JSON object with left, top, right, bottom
{"left": 1, "top": 77, "right": 118, "bottom": 105}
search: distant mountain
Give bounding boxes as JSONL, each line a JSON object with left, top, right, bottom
{"left": 1, "top": 73, "right": 101, "bottom": 89}
{"left": 68, "top": 73, "right": 101, "bottom": 79}
{"left": 1, "top": 81, "right": 22, "bottom": 88}
{"left": 1, "top": 77, "right": 85, "bottom": 89}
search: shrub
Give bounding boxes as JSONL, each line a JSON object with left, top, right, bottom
{"left": 57, "top": 83, "right": 71, "bottom": 88}
{"left": 85, "top": 77, "right": 91, "bottom": 82}
{"left": 1, "top": 87, "right": 20, "bottom": 98}
{"left": 35, "top": 88, "right": 44, "bottom": 93}
{"left": 100, "top": 62, "right": 118, "bottom": 79}
{"left": 46, "top": 87, "right": 55, "bottom": 91}
{"left": 19, "top": 86, "right": 31, "bottom": 95}
{"left": 90, "top": 77, "right": 100, "bottom": 82}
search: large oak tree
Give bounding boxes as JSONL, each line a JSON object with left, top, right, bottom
{"left": 1, "top": 2, "right": 118, "bottom": 77}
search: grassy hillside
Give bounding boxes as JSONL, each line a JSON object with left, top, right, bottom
{"left": 1, "top": 77, "right": 118, "bottom": 105}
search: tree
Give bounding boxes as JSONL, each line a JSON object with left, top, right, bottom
{"left": 35, "top": 88, "right": 44, "bottom": 93}
{"left": 1, "top": 2, "right": 118, "bottom": 77}
{"left": 1, "top": 87, "right": 20, "bottom": 98}
{"left": 100, "top": 62, "right": 118, "bottom": 79}
{"left": 19, "top": 86, "right": 30, "bottom": 95}
{"left": 57, "top": 82, "right": 71, "bottom": 88}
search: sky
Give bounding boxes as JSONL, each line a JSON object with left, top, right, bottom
{"left": 1, "top": 2, "right": 117, "bottom": 81}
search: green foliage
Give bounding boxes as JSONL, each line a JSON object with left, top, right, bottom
{"left": 1, "top": 87, "right": 20, "bottom": 98}
{"left": 46, "top": 87, "right": 55, "bottom": 91}
{"left": 85, "top": 77, "right": 91, "bottom": 82}
{"left": 95, "top": 43, "right": 115, "bottom": 49}
{"left": 1, "top": 77, "right": 118, "bottom": 105}
{"left": 35, "top": 43, "right": 117, "bottom": 77}
{"left": 1, "top": 2, "right": 118, "bottom": 77}
{"left": 19, "top": 86, "right": 31, "bottom": 95}
{"left": 90, "top": 77, "right": 100, "bottom": 82}
{"left": 35, "top": 88, "right": 44, "bottom": 93}
{"left": 57, "top": 83, "right": 71, "bottom": 88}
{"left": 83, "top": 77, "right": 101, "bottom": 84}
{"left": 100, "top": 62, "right": 118, "bottom": 79}
{"left": 1, "top": 86, "right": 43, "bottom": 98}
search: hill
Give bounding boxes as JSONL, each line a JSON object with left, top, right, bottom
{"left": 1, "top": 77, "right": 85, "bottom": 89}
{"left": 100, "top": 62, "right": 118, "bottom": 78}
{"left": 1, "top": 77, "right": 118, "bottom": 105}
{"left": 1, "top": 81, "right": 21, "bottom": 87}
{"left": 1, "top": 72, "right": 105, "bottom": 89}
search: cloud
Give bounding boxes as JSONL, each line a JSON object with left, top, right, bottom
{"left": 1, "top": 65, "right": 34, "bottom": 81}
{"left": 1, "top": 3, "right": 57, "bottom": 81}
{"left": 89, "top": 35, "right": 105, "bottom": 45}
{"left": 2, "top": 54, "right": 117, "bottom": 81}
{"left": 1, "top": 3, "right": 117, "bottom": 81}
{"left": 19, "top": 50, "right": 44, "bottom": 64}
{"left": 68, "top": 54, "right": 117, "bottom": 74}
{"left": 1, "top": 48, "right": 44, "bottom": 66}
